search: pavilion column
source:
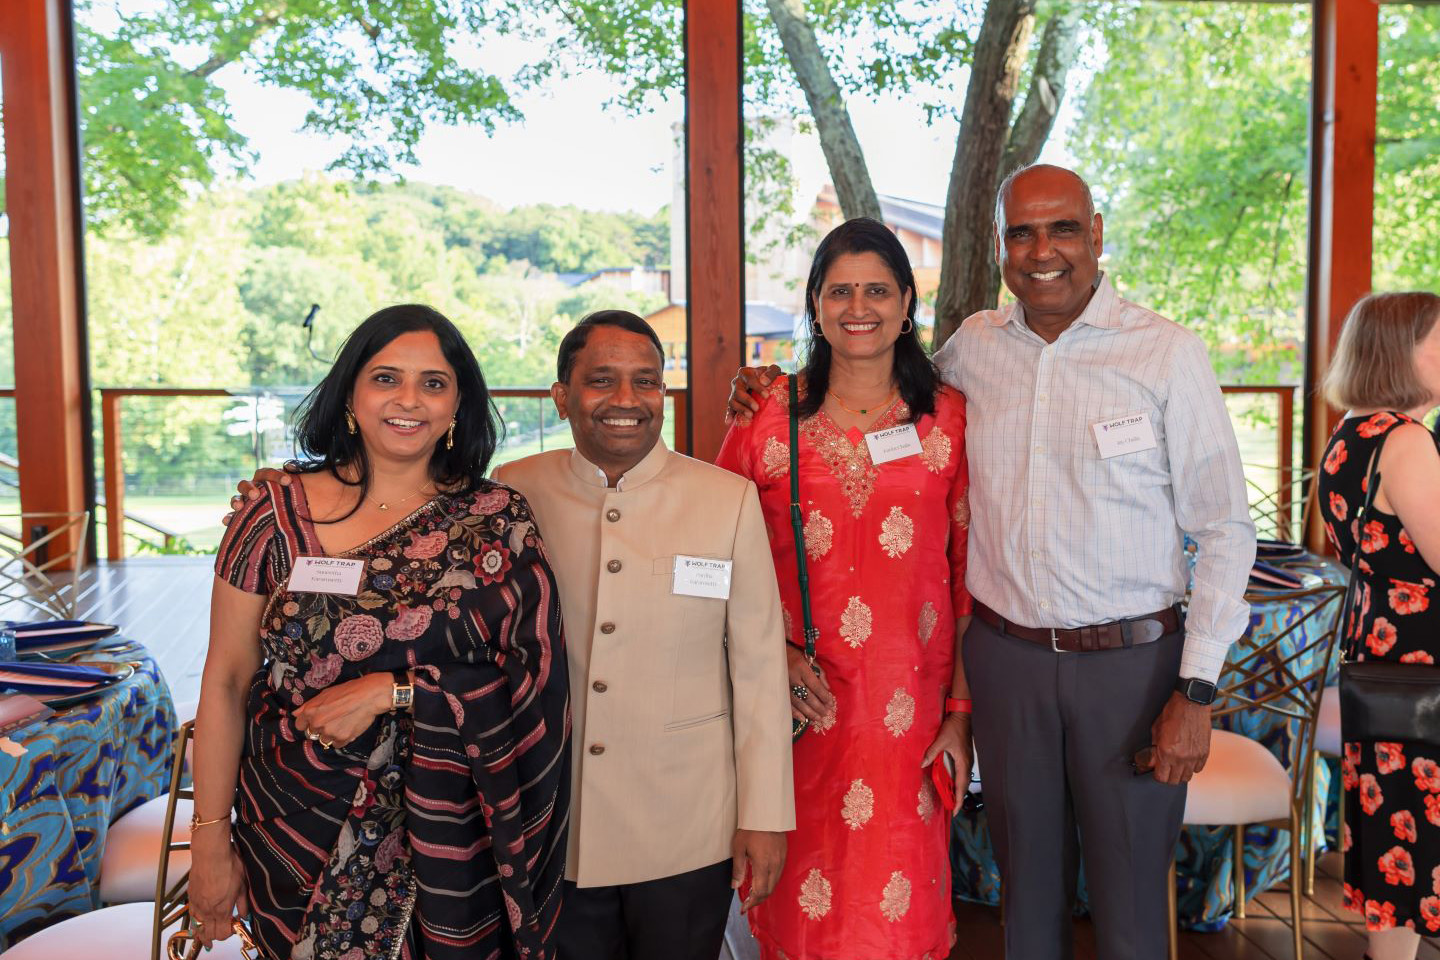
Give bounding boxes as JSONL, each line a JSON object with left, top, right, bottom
{"left": 2, "top": 0, "right": 93, "bottom": 566}
{"left": 1303, "top": 0, "right": 1377, "bottom": 552}
{"left": 684, "top": 0, "right": 745, "bottom": 462}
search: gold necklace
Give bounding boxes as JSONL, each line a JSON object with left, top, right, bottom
{"left": 827, "top": 389, "right": 898, "bottom": 416}
{"left": 365, "top": 487, "right": 431, "bottom": 512}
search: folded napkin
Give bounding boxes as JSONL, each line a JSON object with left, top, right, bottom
{"left": 1248, "top": 561, "right": 1307, "bottom": 590}
{"left": 1255, "top": 539, "right": 1307, "bottom": 561}
{"left": 5, "top": 621, "right": 120, "bottom": 652}
{"left": 0, "top": 661, "right": 120, "bottom": 692}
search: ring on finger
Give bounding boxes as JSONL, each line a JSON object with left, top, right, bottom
{"left": 790, "top": 684, "right": 810, "bottom": 701}
{"left": 306, "top": 730, "right": 320, "bottom": 741}
{"left": 320, "top": 738, "right": 334, "bottom": 749}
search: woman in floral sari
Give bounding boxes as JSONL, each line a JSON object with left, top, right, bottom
{"left": 189, "top": 305, "right": 569, "bottom": 960}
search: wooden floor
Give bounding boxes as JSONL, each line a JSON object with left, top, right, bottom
{"left": 4, "top": 555, "right": 214, "bottom": 707}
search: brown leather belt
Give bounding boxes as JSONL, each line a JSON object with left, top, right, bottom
{"left": 974, "top": 602, "right": 1181, "bottom": 653}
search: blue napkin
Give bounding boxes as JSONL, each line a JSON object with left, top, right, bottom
{"left": 1248, "top": 560, "right": 1307, "bottom": 590}
{"left": 0, "top": 660, "right": 119, "bottom": 692}
{"left": 5, "top": 620, "right": 120, "bottom": 651}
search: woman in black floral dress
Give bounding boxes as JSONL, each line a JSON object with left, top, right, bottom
{"left": 190, "top": 305, "right": 569, "bottom": 960}
{"left": 1319, "top": 291, "right": 1440, "bottom": 960}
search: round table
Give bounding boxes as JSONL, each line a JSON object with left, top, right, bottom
{"left": 951, "top": 551, "right": 1348, "bottom": 929}
{"left": 0, "top": 639, "right": 178, "bottom": 949}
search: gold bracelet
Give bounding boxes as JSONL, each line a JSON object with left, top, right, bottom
{"left": 189, "top": 812, "right": 232, "bottom": 831}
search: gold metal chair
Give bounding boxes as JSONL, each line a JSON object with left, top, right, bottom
{"left": 0, "top": 509, "right": 91, "bottom": 618}
{"left": 1244, "top": 465, "right": 1316, "bottom": 545}
{"left": 1167, "top": 584, "right": 1345, "bottom": 960}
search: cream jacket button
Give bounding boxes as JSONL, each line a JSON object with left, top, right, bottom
{"left": 606, "top": 509, "right": 621, "bottom": 522}
{"left": 607, "top": 559, "right": 622, "bottom": 573}
{"left": 589, "top": 743, "right": 606, "bottom": 756}
{"left": 592, "top": 681, "right": 608, "bottom": 693}
{"left": 600, "top": 622, "right": 616, "bottom": 634}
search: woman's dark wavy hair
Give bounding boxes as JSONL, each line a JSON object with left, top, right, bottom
{"left": 292, "top": 304, "right": 500, "bottom": 518}
{"left": 796, "top": 217, "right": 941, "bottom": 421}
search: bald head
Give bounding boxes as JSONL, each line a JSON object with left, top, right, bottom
{"left": 995, "top": 164, "right": 1095, "bottom": 227}
{"left": 992, "top": 164, "right": 1105, "bottom": 339}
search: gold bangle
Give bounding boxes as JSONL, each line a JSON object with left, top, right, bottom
{"left": 189, "top": 812, "right": 232, "bottom": 831}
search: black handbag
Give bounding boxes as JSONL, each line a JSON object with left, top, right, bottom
{"left": 787, "top": 375, "right": 822, "bottom": 742}
{"left": 1337, "top": 435, "right": 1440, "bottom": 744}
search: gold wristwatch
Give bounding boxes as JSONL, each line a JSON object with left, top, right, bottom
{"left": 391, "top": 669, "right": 414, "bottom": 711}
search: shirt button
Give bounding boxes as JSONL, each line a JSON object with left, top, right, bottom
{"left": 607, "top": 559, "right": 622, "bottom": 573}
{"left": 589, "top": 744, "right": 605, "bottom": 756}
{"left": 1030, "top": 550, "right": 1041, "bottom": 559}
{"left": 1034, "top": 445, "right": 1045, "bottom": 454}
{"left": 599, "top": 622, "right": 616, "bottom": 634}
{"left": 1040, "top": 600, "right": 1051, "bottom": 610}
{"left": 592, "top": 681, "right": 608, "bottom": 693}
{"left": 606, "top": 509, "right": 621, "bottom": 522}
{"left": 1038, "top": 393, "right": 1049, "bottom": 402}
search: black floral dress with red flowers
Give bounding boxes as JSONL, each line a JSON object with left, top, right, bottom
{"left": 1320, "top": 411, "right": 1440, "bottom": 934}
{"left": 215, "top": 478, "right": 570, "bottom": 960}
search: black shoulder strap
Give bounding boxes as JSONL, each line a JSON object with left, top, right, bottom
{"left": 1340, "top": 433, "right": 1387, "bottom": 661}
{"left": 787, "top": 376, "right": 818, "bottom": 660}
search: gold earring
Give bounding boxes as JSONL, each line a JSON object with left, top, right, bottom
{"left": 345, "top": 409, "right": 357, "bottom": 435}
{"left": 445, "top": 418, "right": 456, "bottom": 450}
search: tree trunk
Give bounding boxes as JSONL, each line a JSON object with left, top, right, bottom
{"left": 931, "top": 0, "right": 1037, "bottom": 348}
{"left": 765, "top": 0, "right": 883, "bottom": 222}
{"left": 1003, "top": 10, "right": 1084, "bottom": 175}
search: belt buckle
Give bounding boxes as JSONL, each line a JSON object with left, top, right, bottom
{"left": 1049, "top": 627, "right": 1069, "bottom": 653}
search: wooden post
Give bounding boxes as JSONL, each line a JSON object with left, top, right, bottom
{"left": 684, "top": 0, "right": 744, "bottom": 462}
{"left": 2, "top": 0, "right": 91, "bottom": 569}
{"left": 1303, "top": 0, "right": 1378, "bottom": 553}
{"left": 102, "top": 393, "right": 125, "bottom": 561}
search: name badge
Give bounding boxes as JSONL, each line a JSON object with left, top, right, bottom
{"left": 287, "top": 557, "right": 366, "bottom": 595}
{"left": 864, "top": 423, "right": 922, "bottom": 465}
{"left": 1091, "top": 412, "right": 1158, "bottom": 459}
{"left": 673, "top": 555, "right": 733, "bottom": 600}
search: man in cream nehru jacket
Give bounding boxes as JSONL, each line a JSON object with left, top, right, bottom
{"left": 495, "top": 310, "right": 793, "bottom": 960}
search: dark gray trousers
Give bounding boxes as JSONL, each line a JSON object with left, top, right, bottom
{"left": 556, "top": 859, "right": 733, "bottom": 960}
{"left": 963, "top": 616, "right": 1187, "bottom": 960}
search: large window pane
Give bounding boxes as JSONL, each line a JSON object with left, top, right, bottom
{"left": 1373, "top": 4, "right": 1440, "bottom": 291}
{"left": 76, "top": 1, "right": 684, "bottom": 554}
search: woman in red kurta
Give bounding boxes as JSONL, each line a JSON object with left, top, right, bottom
{"left": 716, "top": 218, "right": 971, "bottom": 960}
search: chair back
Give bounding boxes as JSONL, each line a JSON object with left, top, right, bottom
{"left": 151, "top": 720, "right": 195, "bottom": 960}
{"left": 1244, "top": 464, "right": 1315, "bottom": 544}
{"left": 1212, "top": 584, "right": 1345, "bottom": 813}
{"left": 0, "top": 510, "right": 91, "bottom": 618}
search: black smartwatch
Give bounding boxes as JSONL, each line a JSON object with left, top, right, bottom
{"left": 1176, "top": 676, "right": 1217, "bottom": 706}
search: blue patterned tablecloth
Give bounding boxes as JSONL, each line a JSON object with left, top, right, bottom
{"left": 952, "top": 551, "right": 1348, "bottom": 929}
{"left": 0, "top": 640, "right": 178, "bottom": 949}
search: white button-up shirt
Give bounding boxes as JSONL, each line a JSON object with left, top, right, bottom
{"left": 934, "top": 275, "right": 1255, "bottom": 682}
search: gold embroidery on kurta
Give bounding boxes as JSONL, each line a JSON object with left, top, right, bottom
{"left": 842, "top": 778, "right": 875, "bottom": 830}
{"left": 801, "top": 402, "right": 911, "bottom": 517}
{"left": 885, "top": 688, "right": 916, "bottom": 737}
{"left": 953, "top": 495, "right": 971, "bottom": 529}
{"left": 813, "top": 695, "right": 838, "bottom": 734}
{"left": 919, "top": 601, "right": 938, "bottom": 646}
{"left": 920, "top": 427, "right": 952, "bottom": 473}
{"left": 840, "top": 596, "right": 873, "bottom": 648}
{"left": 762, "top": 437, "right": 790, "bottom": 479}
{"left": 880, "top": 871, "right": 912, "bottom": 921}
{"left": 917, "top": 780, "right": 937, "bottom": 824}
{"left": 782, "top": 607, "right": 794, "bottom": 644}
{"left": 798, "top": 868, "right": 833, "bottom": 919}
{"left": 804, "top": 509, "right": 833, "bottom": 560}
{"left": 879, "top": 506, "right": 914, "bottom": 558}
